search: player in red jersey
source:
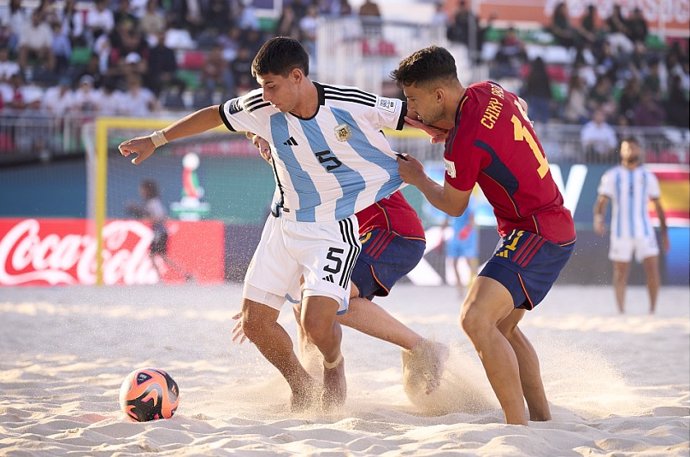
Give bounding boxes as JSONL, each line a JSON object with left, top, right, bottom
{"left": 234, "top": 136, "right": 448, "bottom": 398}
{"left": 392, "top": 46, "right": 576, "bottom": 425}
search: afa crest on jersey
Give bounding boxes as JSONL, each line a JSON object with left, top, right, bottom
{"left": 334, "top": 124, "right": 351, "bottom": 141}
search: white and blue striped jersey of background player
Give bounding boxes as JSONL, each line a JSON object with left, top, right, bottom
{"left": 218, "top": 82, "right": 406, "bottom": 222}
{"left": 598, "top": 165, "right": 661, "bottom": 239}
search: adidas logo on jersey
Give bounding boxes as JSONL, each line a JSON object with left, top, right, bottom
{"left": 283, "top": 137, "right": 298, "bottom": 146}
{"left": 322, "top": 274, "right": 334, "bottom": 283}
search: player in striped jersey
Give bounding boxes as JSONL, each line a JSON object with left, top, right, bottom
{"left": 593, "top": 137, "right": 669, "bottom": 314}
{"left": 118, "top": 37, "right": 409, "bottom": 412}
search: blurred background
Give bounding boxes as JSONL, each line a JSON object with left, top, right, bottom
{"left": 0, "top": 0, "right": 687, "bottom": 287}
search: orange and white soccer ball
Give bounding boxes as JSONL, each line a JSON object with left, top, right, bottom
{"left": 119, "top": 368, "right": 179, "bottom": 422}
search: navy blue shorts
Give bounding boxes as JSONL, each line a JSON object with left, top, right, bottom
{"left": 479, "top": 230, "right": 575, "bottom": 310}
{"left": 351, "top": 229, "right": 426, "bottom": 300}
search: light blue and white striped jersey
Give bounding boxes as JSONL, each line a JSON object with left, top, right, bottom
{"left": 219, "top": 82, "right": 405, "bottom": 222}
{"left": 598, "top": 165, "right": 660, "bottom": 238}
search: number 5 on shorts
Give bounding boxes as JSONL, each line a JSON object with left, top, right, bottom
{"left": 324, "top": 247, "right": 344, "bottom": 274}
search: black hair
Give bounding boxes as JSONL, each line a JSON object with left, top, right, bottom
{"left": 390, "top": 46, "right": 457, "bottom": 87}
{"left": 251, "top": 36, "right": 309, "bottom": 77}
{"left": 141, "top": 179, "right": 160, "bottom": 199}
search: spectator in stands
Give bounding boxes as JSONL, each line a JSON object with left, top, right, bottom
{"left": 665, "top": 73, "right": 690, "bottom": 128}
{"left": 275, "top": 5, "right": 301, "bottom": 40}
{"left": 581, "top": 108, "right": 618, "bottom": 162}
{"left": 114, "top": 0, "right": 138, "bottom": 29}
{"left": 200, "top": 42, "right": 232, "bottom": 97}
{"left": 626, "top": 7, "right": 648, "bottom": 46}
{"left": 643, "top": 57, "right": 665, "bottom": 99}
{"left": 605, "top": 4, "right": 634, "bottom": 54}
{"left": 161, "top": 78, "right": 187, "bottom": 110}
{"left": 578, "top": 4, "right": 599, "bottom": 47}
{"left": 51, "top": 19, "right": 72, "bottom": 79}
{"left": 521, "top": 57, "right": 552, "bottom": 126}
{"left": 617, "top": 77, "right": 641, "bottom": 124}
{"left": 199, "top": 0, "right": 232, "bottom": 47}
{"left": 139, "top": 0, "right": 166, "bottom": 42}
{"left": 229, "top": 44, "right": 254, "bottom": 95}
{"left": 0, "top": 0, "right": 27, "bottom": 53}
{"left": 587, "top": 76, "right": 617, "bottom": 118}
{"left": 41, "top": 75, "right": 73, "bottom": 115}
{"left": 4, "top": 71, "right": 28, "bottom": 110}
{"left": 0, "top": 47, "right": 20, "bottom": 83}
{"left": 289, "top": 0, "right": 308, "bottom": 21}
{"left": 299, "top": 4, "right": 319, "bottom": 63}
{"left": 18, "top": 9, "right": 55, "bottom": 73}
{"left": 632, "top": 89, "right": 665, "bottom": 127}
{"left": 358, "top": 0, "right": 382, "bottom": 37}
{"left": 58, "top": 0, "right": 86, "bottom": 47}
{"left": 71, "top": 73, "right": 101, "bottom": 113}
{"left": 86, "top": 0, "right": 115, "bottom": 45}
{"left": 169, "top": 0, "right": 203, "bottom": 38}
{"left": 236, "top": 1, "right": 260, "bottom": 31}
{"left": 491, "top": 26, "right": 526, "bottom": 80}
{"left": 430, "top": 1, "right": 447, "bottom": 28}
{"left": 120, "top": 73, "right": 158, "bottom": 116}
{"left": 96, "top": 76, "right": 124, "bottom": 115}
{"left": 145, "top": 30, "right": 177, "bottom": 97}
{"left": 548, "top": 2, "right": 576, "bottom": 48}
{"left": 562, "top": 73, "right": 589, "bottom": 124}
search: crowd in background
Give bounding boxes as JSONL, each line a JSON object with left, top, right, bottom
{"left": 0, "top": 0, "right": 688, "bottom": 161}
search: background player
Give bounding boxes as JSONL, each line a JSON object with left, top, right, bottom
{"left": 125, "top": 179, "right": 193, "bottom": 282}
{"left": 593, "top": 137, "right": 669, "bottom": 314}
{"left": 442, "top": 200, "right": 479, "bottom": 297}
{"left": 391, "top": 46, "right": 576, "bottom": 425}
{"left": 118, "top": 37, "right": 409, "bottom": 412}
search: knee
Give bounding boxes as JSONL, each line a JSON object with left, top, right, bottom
{"left": 302, "top": 314, "right": 333, "bottom": 346}
{"left": 459, "top": 301, "right": 491, "bottom": 340}
{"left": 241, "top": 308, "right": 270, "bottom": 342}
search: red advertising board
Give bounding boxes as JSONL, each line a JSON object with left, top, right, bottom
{"left": 0, "top": 218, "right": 225, "bottom": 286}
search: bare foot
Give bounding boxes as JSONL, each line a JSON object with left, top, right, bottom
{"left": 321, "top": 355, "right": 346, "bottom": 411}
{"left": 402, "top": 339, "right": 449, "bottom": 396}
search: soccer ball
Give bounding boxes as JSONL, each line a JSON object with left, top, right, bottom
{"left": 119, "top": 368, "right": 179, "bottom": 422}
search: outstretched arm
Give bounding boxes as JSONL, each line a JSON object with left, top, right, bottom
{"left": 118, "top": 105, "right": 224, "bottom": 165}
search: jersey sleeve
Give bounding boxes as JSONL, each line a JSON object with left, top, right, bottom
{"left": 218, "top": 89, "right": 266, "bottom": 134}
{"left": 646, "top": 170, "right": 661, "bottom": 199}
{"left": 444, "top": 122, "right": 482, "bottom": 192}
{"left": 597, "top": 169, "right": 615, "bottom": 197}
{"left": 371, "top": 95, "right": 407, "bottom": 130}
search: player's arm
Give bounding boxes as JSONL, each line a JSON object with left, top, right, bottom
{"left": 593, "top": 194, "right": 609, "bottom": 236}
{"left": 118, "top": 105, "right": 223, "bottom": 165}
{"left": 651, "top": 197, "right": 670, "bottom": 252}
{"left": 397, "top": 154, "right": 470, "bottom": 216}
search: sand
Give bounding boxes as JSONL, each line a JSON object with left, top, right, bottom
{"left": 1, "top": 284, "right": 688, "bottom": 456}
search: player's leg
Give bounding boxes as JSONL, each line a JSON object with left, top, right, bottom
{"left": 641, "top": 254, "right": 660, "bottom": 314}
{"left": 612, "top": 261, "right": 631, "bottom": 314}
{"left": 460, "top": 276, "right": 527, "bottom": 425}
{"left": 242, "top": 296, "right": 315, "bottom": 411}
{"left": 497, "top": 309, "right": 550, "bottom": 421}
{"left": 299, "top": 295, "right": 346, "bottom": 410}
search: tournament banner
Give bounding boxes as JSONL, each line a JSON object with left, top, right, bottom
{"left": 0, "top": 218, "right": 225, "bottom": 286}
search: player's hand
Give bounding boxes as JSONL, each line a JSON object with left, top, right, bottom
{"left": 593, "top": 217, "right": 606, "bottom": 236}
{"left": 397, "top": 153, "right": 427, "bottom": 187}
{"left": 661, "top": 230, "right": 670, "bottom": 253}
{"left": 404, "top": 116, "right": 449, "bottom": 144}
{"left": 231, "top": 311, "right": 247, "bottom": 344}
{"left": 246, "top": 132, "right": 272, "bottom": 163}
{"left": 118, "top": 136, "right": 156, "bottom": 165}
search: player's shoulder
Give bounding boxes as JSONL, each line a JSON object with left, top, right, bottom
{"left": 225, "top": 88, "right": 274, "bottom": 116}
{"left": 318, "top": 82, "right": 379, "bottom": 108}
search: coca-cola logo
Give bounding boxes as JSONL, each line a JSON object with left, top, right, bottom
{"left": 0, "top": 219, "right": 159, "bottom": 285}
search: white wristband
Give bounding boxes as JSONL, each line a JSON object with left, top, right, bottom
{"left": 150, "top": 130, "right": 168, "bottom": 148}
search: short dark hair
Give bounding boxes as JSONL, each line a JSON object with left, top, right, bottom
{"left": 141, "top": 179, "right": 160, "bottom": 199}
{"left": 251, "top": 37, "right": 309, "bottom": 77}
{"left": 390, "top": 46, "right": 457, "bottom": 86}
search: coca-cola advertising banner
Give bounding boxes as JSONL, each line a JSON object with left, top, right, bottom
{"left": 0, "top": 218, "right": 225, "bottom": 286}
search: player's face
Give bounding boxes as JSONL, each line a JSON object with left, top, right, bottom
{"left": 620, "top": 141, "right": 641, "bottom": 165}
{"left": 402, "top": 83, "right": 444, "bottom": 127}
{"left": 256, "top": 71, "right": 299, "bottom": 113}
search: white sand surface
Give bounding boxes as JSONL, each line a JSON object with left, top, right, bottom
{"left": 1, "top": 284, "right": 688, "bottom": 456}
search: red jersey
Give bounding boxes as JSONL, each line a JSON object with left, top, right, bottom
{"left": 444, "top": 81, "right": 575, "bottom": 244}
{"left": 356, "top": 191, "right": 425, "bottom": 240}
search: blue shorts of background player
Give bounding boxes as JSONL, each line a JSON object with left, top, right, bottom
{"left": 480, "top": 230, "right": 575, "bottom": 310}
{"left": 350, "top": 228, "right": 426, "bottom": 300}
{"left": 446, "top": 230, "right": 478, "bottom": 259}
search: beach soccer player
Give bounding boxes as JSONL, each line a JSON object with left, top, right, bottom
{"left": 391, "top": 46, "right": 576, "bottom": 425}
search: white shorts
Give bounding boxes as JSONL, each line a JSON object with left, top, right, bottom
{"left": 243, "top": 214, "right": 361, "bottom": 313}
{"left": 608, "top": 235, "right": 659, "bottom": 263}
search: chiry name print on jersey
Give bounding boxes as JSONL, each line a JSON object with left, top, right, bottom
{"left": 322, "top": 84, "right": 377, "bottom": 107}
{"left": 480, "top": 83, "right": 505, "bottom": 130}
